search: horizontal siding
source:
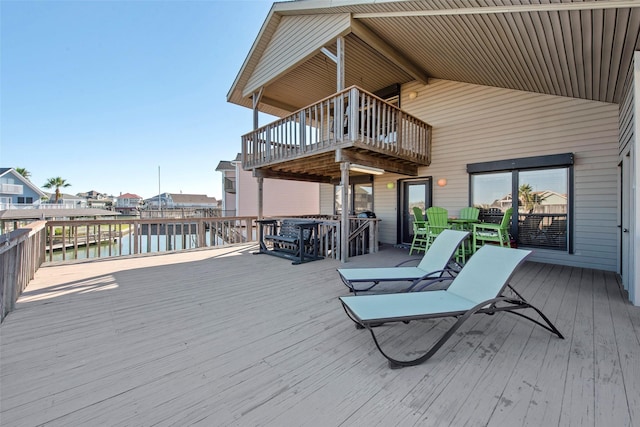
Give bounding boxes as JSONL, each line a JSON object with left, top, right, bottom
{"left": 396, "top": 79, "right": 620, "bottom": 271}
{"left": 373, "top": 175, "right": 402, "bottom": 245}
{"left": 244, "top": 14, "right": 350, "bottom": 97}
{"left": 619, "top": 66, "right": 634, "bottom": 155}
{"left": 318, "top": 183, "right": 334, "bottom": 216}
{"left": 236, "top": 168, "right": 319, "bottom": 217}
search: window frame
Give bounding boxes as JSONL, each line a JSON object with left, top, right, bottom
{"left": 467, "top": 153, "right": 574, "bottom": 253}
{"left": 333, "top": 175, "right": 374, "bottom": 216}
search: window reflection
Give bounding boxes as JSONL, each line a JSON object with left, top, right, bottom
{"left": 335, "top": 183, "right": 373, "bottom": 215}
{"left": 518, "top": 169, "right": 567, "bottom": 250}
{"left": 471, "top": 168, "right": 568, "bottom": 250}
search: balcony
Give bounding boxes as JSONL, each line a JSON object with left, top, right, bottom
{"left": 242, "top": 86, "right": 431, "bottom": 181}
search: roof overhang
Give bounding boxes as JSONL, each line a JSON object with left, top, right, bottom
{"left": 227, "top": 0, "right": 640, "bottom": 117}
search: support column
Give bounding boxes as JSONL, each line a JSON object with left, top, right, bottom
{"left": 257, "top": 177, "right": 264, "bottom": 220}
{"left": 340, "top": 161, "right": 350, "bottom": 263}
{"left": 336, "top": 36, "right": 345, "bottom": 91}
{"left": 253, "top": 89, "right": 264, "bottom": 220}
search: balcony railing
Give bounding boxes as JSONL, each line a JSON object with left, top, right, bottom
{"left": 242, "top": 86, "right": 431, "bottom": 170}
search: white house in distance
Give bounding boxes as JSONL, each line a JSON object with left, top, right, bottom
{"left": 144, "top": 193, "right": 217, "bottom": 210}
{"left": 216, "top": 154, "right": 320, "bottom": 217}
{"left": 114, "top": 192, "right": 144, "bottom": 214}
{"left": 227, "top": 0, "right": 640, "bottom": 305}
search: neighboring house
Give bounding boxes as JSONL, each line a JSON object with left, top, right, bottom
{"left": 227, "top": 1, "right": 640, "bottom": 305}
{"left": 44, "top": 193, "right": 87, "bottom": 208}
{"left": 77, "top": 190, "right": 113, "bottom": 209}
{"left": 0, "top": 167, "right": 45, "bottom": 209}
{"left": 216, "top": 154, "right": 320, "bottom": 217}
{"left": 215, "top": 158, "right": 237, "bottom": 216}
{"left": 494, "top": 191, "right": 568, "bottom": 215}
{"left": 114, "top": 192, "right": 143, "bottom": 214}
{"left": 145, "top": 193, "right": 217, "bottom": 210}
{"left": 77, "top": 190, "right": 107, "bottom": 200}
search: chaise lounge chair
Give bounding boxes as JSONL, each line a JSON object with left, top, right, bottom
{"left": 339, "top": 245, "right": 564, "bottom": 368}
{"left": 337, "top": 229, "right": 469, "bottom": 295}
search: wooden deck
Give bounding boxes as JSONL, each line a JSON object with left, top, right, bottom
{"left": 1, "top": 244, "right": 639, "bottom": 426}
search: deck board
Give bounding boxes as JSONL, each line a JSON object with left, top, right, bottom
{"left": 1, "top": 243, "right": 639, "bottom": 426}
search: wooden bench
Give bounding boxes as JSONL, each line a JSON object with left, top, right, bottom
{"left": 257, "top": 219, "right": 322, "bottom": 264}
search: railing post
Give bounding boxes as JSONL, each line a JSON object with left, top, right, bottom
{"left": 396, "top": 111, "right": 404, "bottom": 152}
{"left": 265, "top": 126, "right": 271, "bottom": 162}
{"left": 197, "top": 220, "right": 205, "bottom": 248}
{"left": 336, "top": 93, "right": 344, "bottom": 141}
{"left": 246, "top": 218, "right": 253, "bottom": 241}
{"left": 348, "top": 87, "right": 358, "bottom": 141}
{"left": 299, "top": 111, "right": 306, "bottom": 152}
{"left": 133, "top": 221, "right": 139, "bottom": 254}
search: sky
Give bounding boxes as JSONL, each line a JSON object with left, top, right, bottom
{"left": 1, "top": 0, "right": 276, "bottom": 200}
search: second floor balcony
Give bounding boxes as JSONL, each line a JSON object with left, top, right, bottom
{"left": 242, "top": 86, "right": 431, "bottom": 181}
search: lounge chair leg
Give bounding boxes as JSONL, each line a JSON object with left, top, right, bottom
{"left": 366, "top": 297, "right": 507, "bottom": 368}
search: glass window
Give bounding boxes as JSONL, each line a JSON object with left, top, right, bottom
{"left": 471, "top": 172, "right": 511, "bottom": 224}
{"left": 335, "top": 182, "right": 373, "bottom": 215}
{"left": 353, "top": 183, "right": 373, "bottom": 213}
{"left": 470, "top": 158, "right": 571, "bottom": 251}
{"left": 517, "top": 169, "right": 568, "bottom": 250}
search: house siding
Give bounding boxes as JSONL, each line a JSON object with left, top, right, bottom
{"left": 243, "top": 13, "right": 351, "bottom": 97}
{"left": 318, "top": 183, "right": 334, "bottom": 216}
{"left": 374, "top": 174, "right": 402, "bottom": 245}
{"left": 414, "top": 79, "right": 620, "bottom": 271}
{"left": 319, "top": 78, "right": 620, "bottom": 271}
{"left": 236, "top": 167, "right": 320, "bottom": 217}
{"left": 620, "top": 70, "right": 634, "bottom": 156}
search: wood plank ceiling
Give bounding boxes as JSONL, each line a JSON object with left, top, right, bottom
{"left": 229, "top": 1, "right": 640, "bottom": 116}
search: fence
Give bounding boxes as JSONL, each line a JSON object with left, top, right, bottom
{"left": 0, "top": 215, "right": 379, "bottom": 320}
{"left": 0, "top": 221, "right": 46, "bottom": 322}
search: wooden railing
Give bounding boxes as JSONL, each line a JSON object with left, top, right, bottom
{"left": 0, "top": 221, "right": 46, "bottom": 322}
{"left": 242, "top": 86, "right": 431, "bottom": 169}
{"left": 0, "top": 216, "right": 379, "bottom": 316}
{"left": 45, "top": 217, "right": 257, "bottom": 262}
{"left": 44, "top": 215, "right": 378, "bottom": 262}
{"left": 348, "top": 217, "right": 380, "bottom": 256}
{"left": 276, "top": 215, "right": 379, "bottom": 259}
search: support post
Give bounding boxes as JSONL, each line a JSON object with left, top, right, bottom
{"left": 257, "top": 177, "right": 264, "bottom": 220}
{"left": 253, "top": 89, "right": 264, "bottom": 220}
{"left": 336, "top": 36, "right": 345, "bottom": 91}
{"left": 340, "top": 161, "right": 350, "bottom": 263}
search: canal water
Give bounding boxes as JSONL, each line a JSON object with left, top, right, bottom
{"left": 48, "top": 233, "right": 225, "bottom": 262}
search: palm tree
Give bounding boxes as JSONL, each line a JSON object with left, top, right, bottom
{"left": 518, "top": 183, "right": 548, "bottom": 213}
{"left": 15, "top": 167, "right": 31, "bottom": 180}
{"left": 43, "top": 177, "right": 71, "bottom": 203}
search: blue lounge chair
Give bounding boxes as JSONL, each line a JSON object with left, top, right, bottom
{"left": 337, "top": 229, "right": 469, "bottom": 294}
{"left": 339, "top": 245, "right": 564, "bottom": 368}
